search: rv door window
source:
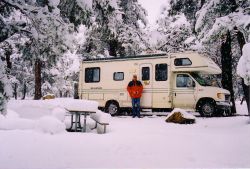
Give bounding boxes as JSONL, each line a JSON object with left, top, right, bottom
{"left": 176, "top": 74, "right": 195, "bottom": 88}
{"left": 142, "top": 67, "right": 150, "bottom": 81}
{"left": 174, "top": 58, "right": 192, "bottom": 66}
{"left": 155, "top": 64, "right": 168, "bottom": 81}
{"left": 113, "top": 72, "right": 124, "bottom": 81}
{"left": 85, "top": 67, "right": 100, "bottom": 83}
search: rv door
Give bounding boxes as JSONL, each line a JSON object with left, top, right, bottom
{"left": 140, "top": 64, "right": 153, "bottom": 108}
{"left": 173, "top": 73, "right": 196, "bottom": 109}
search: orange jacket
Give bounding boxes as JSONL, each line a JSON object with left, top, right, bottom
{"left": 127, "top": 80, "right": 143, "bottom": 98}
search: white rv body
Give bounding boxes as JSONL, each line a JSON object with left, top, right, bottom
{"left": 79, "top": 51, "right": 231, "bottom": 116}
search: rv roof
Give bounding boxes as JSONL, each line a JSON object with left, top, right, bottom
{"left": 82, "top": 53, "right": 168, "bottom": 62}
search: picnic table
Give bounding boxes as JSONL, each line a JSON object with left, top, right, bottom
{"left": 66, "top": 109, "right": 96, "bottom": 132}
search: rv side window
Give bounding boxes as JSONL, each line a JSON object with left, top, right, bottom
{"left": 142, "top": 67, "right": 150, "bottom": 81}
{"left": 176, "top": 74, "right": 195, "bottom": 88}
{"left": 85, "top": 67, "right": 100, "bottom": 83}
{"left": 113, "top": 72, "right": 124, "bottom": 81}
{"left": 174, "top": 58, "right": 192, "bottom": 66}
{"left": 155, "top": 64, "right": 168, "bottom": 81}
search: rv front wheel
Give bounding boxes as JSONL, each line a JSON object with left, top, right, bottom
{"left": 105, "top": 102, "right": 119, "bottom": 116}
{"left": 199, "top": 101, "right": 215, "bottom": 117}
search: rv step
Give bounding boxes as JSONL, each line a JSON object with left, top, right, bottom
{"left": 140, "top": 112, "right": 170, "bottom": 116}
{"left": 141, "top": 109, "right": 152, "bottom": 112}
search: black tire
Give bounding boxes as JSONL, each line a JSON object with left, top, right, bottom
{"left": 105, "top": 102, "right": 119, "bottom": 116}
{"left": 199, "top": 100, "right": 215, "bottom": 117}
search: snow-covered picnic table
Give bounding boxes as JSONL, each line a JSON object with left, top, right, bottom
{"left": 66, "top": 109, "right": 96, "bottom": 132}
{"left": 64, "top": 99, "right": 111, "bottom": 133}
{"left": 65, "top": 99, "right": 98, "bottom": 132}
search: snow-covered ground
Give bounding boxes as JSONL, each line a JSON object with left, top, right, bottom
{"left": 0, "top": 99, "right": 249, "bottom": 168}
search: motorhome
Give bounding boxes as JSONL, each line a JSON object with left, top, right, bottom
{"left": 78, "top": 51, "right": 231, "bottom": 117}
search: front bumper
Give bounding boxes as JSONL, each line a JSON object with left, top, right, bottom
{"left": 216, "top": 101, "right": 231, "bottom": 110}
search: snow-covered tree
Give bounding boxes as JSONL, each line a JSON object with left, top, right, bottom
{"left": 237, "top": 43, "right": 250, "bottom": 114}
{"left": 153, "top": 0, "right": 203, "bottom": 52}
{"left": 83, "top": 0, "right": 121, "bottom": 57}
{"left": 117, "top": 0, "right": 149, "bottom": 55}
{"left": 1, "top": 0, "right": 76, "bottom": 100}
{"left": 156, "top": 5, "right": 194, "bottom": 52}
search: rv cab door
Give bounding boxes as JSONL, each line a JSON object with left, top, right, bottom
{"left": 139, "top": 64, "right": 153, "bottom": 108}
{"left": 173, "top": 73, "right": 196, "bottom": 109}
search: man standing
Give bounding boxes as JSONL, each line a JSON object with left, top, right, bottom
{"left": 127, "top": 75, "right": 143, "bottom": 118}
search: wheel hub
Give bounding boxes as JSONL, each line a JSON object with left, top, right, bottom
{"left": 202, "top": 103, "right": 213, "bottom": 116}
{"left": 108, "top": 104, "right": 117, "bottom": 115}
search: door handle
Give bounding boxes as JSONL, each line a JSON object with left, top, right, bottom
{"left": 174, "top": 93, "right": 176, "bottom": 97}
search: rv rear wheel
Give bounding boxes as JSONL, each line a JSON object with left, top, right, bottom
{"left": 105, "top": 102, "right": 119, "bottom": 116}
{"left": 199, "top": 101, "right": 215, "bottom": 117}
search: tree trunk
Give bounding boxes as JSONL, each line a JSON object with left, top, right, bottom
{"left": 21, "top": 82, "right": 26, "bottom": 100}
{"left": 13, "top": 83, "right": 17, "bottom": 100}
{"left": 236, "top": 29, "right": 249, "bottom": 114}
{"left": 34, "top": 59, "right": 42, "bottom": 100}
{"left": 74, "top": 82, "right": 79, "bottom": 99}
{"left": 5, "top": 49, "right": 12, "bottom": 75}
{"left": 109, "top": 40, "right": 118, "bottom": 57}
{"left": 221, "top": 30, "right": 236, "bottom": 114}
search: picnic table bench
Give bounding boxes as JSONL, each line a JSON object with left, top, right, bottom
{"left": 90, "top": 118, "right": 110, "bottom": 133}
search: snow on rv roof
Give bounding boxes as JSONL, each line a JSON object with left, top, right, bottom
{"left": 82, "top": 53, "right": 168, "bottom": 62}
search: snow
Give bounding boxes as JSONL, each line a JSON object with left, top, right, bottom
{"left": 0, "top": 99, "right": 97, "bottom": 133}
{"left": 0, "top": 108, "right": 65, "bottom": 134}
{"left": 76, "top": 0, "right": 92, "bottom": 11}
{"left": 184, "top": 36, "right": 196, "bottom": 44}
{"left": 0, "top": 99, "right": 249, "bottom": 168}
{"left": 64, "top": 99, "right": 98, "bottom": 112}
{"left": 90, "top": 110, "right": 111, "bottom": 123}
{"left": 237, "top": 43, "right": 250, "bottom": 85}
{"left": 7, "top": 98, "right": 98, "bottom": 119}
{"left": 35, "top": 116, "right": 66, "bottom": 135}
{"left": 167, "top": 108, "right": 196, "bottom": 120}
{"left": 52, "top": 107, "right": 66, "bottom": 122}
{"left": 48, "top": 0, "right": 60, "bottom": 7}
{"left": 0, "top": 109, "right": 35, "bottom": 130}
{"left": 170, "top": 13, "right": 190, "bottom": 27}
{"left": 6, "top": 109, "right": 20, "bottom": 119}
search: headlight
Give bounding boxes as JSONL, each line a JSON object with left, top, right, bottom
{"left": 217, "top": 93, "right": 224, "bottom": 99}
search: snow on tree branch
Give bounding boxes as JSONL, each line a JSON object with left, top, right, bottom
{"left": 237, "top": 43, "right": 250, "bottom": 85}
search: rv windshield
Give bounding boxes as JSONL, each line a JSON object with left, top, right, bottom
{"left": 190, "top": 73, "right": 211, "bottom": 86}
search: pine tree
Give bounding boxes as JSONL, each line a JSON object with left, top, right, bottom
{"left": 82, "top": 0, "right": 119, "bottom": 57}
{"left": 221, "top": 31, "right": 236, "bottom": 114}
{"left": 117, "top": 0, "right": 148, "bottom": 55}
{"left": 155, "top": 2, "right": 194, "bottom": 52}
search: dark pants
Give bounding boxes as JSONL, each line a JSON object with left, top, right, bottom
{"left": 132, "top": 98, "right": 141, "bottom": 117}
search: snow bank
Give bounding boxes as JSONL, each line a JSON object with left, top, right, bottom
{"left": 0, "top": 109, "right": 65, "bottom": 134}
{"left": 0, "top": 118, "right": 35, "bottom": 130}
{"left": 35, "top": 116, "right": 66, "bottom": 135}
{"left": 237, "top": 43, "right": 250, "bottom": 85}
{"left": 0, "top": 109, "right": 35, "bottom": 130}
{"left": 52, "top": 107, "right": 66, "bottom": 122}
{"left": 6, "top": 109, "right": 20, "bottom": 119}
{"left": 0, "top": 114, "right": 4, "bottom": 121}
{"left": 8, "top": 98, "right": 99, "bottom": 119}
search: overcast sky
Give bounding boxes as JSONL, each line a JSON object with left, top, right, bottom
{"left": 138, "top": 0, "right": 167, "bottom": 25}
